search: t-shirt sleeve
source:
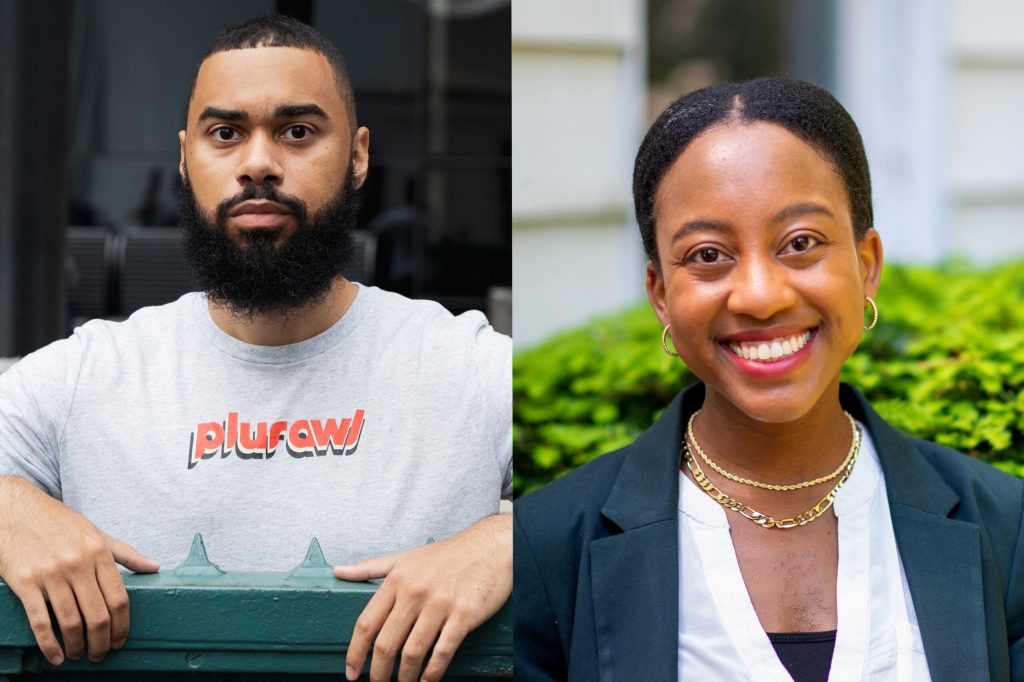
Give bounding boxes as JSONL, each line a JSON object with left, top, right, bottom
{"left": 472, "top": 319, "right": 512, "bottom": 499}
{"left": 0, "top": 334, "right": 85, "bottom": 498}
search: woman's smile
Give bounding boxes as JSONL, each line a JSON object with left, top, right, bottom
{"left": 721, "top": 327, "right": 817, "bottom": 379}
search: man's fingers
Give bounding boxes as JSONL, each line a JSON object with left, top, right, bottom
{"left": 334, "top": 552, "right": 402, "bottom": 582}
{"left": 14, "top": 587, "right": 64, "bottom": 666}
{"left": 368, "top": 596, "right": 420, "bottom": 682}
{"left": 42, "top": 579, "right": 85, "bottom": 661}
{"left": 345, "top": 587, "right": 396, "bottom": 681}
{"left": 396, "top": 607, "right": 446, "bottom": 682}
{"left": 420, "top": 617, "right": 470, "bottom": 682}
{"left": 102, "top": 533, "right": 159, "bottom": 574}
{"left": 95, "top": 561, "right": 130, "bottom": 648}
{"left": 68, "top": 573, "right": 111, "bottom": 662}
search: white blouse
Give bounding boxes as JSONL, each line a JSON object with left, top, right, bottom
{"left": 677, "top": 425, "right": 932, "bottom": 681}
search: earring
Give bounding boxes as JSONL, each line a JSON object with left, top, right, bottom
{"left": 661, "top": 324, "right": 679, "bottom": 357}
{"left": 864, "top": 296, "right": 878, "bottom": 331}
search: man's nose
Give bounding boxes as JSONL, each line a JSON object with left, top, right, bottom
{"left": 236, "top": 131, "right": 283, "bottom": 186}
{"left": 725, "top": 256, "right": 797, "bottom": 320}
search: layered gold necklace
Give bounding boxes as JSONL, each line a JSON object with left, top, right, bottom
{"left": 681, "top": 409, "right": 861, "bottom": 530}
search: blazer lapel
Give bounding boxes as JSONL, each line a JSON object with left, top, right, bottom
{"left": 589, "top": 389, "right": 698, "bottom": 682}
{"left": 843, "top": 387, "right": 989, "bottom": 682}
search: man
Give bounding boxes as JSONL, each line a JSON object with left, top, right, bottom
{"left": 0, "top": 15, "right": 511, "bottom": 682}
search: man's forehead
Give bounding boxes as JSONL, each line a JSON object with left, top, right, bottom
{"left": 190, "top": 46, "right": 343, "bottom": 121}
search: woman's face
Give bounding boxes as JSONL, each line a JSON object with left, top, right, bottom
{"left": 646, "top": 121, "right": 882, "bottom": 424}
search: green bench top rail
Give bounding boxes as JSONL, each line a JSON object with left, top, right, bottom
{"left": 0, "top": 534, "right": 512, "bottom": 680}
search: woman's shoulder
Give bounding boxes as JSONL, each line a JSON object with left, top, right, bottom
{"left": 904, "top": 436, "right": 1024, "bottom": 514}
{"left": 516, "top": 445, "right": 632, "bottom": 531}
{"left": 843, "top": 383, "right": 1024, "bottom": 518}
{"left": 515, "top": 387, "right": 693, "bottom": 540}
{"left": 913, "top": 438, "right": 1022, "bottom": 487}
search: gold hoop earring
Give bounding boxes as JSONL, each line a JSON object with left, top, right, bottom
{"left": 661, "top": 324, "right": 679, "bottom": 357}
{"left": 864, "top": 296, "right": 878, "bottom": 331}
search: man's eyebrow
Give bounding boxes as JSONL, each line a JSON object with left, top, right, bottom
{"left": 274, "top": 104, "right": 329, "bottom": 120}
{"left": 197, "top": 107, "right": 247, "bottom": 124}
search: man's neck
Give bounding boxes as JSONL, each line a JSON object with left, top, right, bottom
{"left": 207, "top": 278, "right": 358, "bottom": 346}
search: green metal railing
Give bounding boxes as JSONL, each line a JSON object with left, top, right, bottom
{"left": 0, "top": 535, "right": 512, "bottom": 680}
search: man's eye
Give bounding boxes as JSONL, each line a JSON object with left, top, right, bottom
{"left": 285, "top": 125, "right": 312, "bottom": 140}
{"left": 213, "top": 128, "right": 236, "bottom": 141}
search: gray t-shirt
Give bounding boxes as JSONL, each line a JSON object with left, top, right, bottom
{"left": 0, "top": 285, "right": 511, "bottom": 571}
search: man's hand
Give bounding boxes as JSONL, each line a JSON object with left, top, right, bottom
{"left": 0, "top": 476, "right": 159, "bottom": 665}
{"left": 334, "top": 513, "right": 512, "bottom": 682}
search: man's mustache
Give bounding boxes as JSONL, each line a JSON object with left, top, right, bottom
{"left": 214, "top": 185, "right": 308, "bottom": 224}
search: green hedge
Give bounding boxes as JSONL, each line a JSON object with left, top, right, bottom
{"left": 513, "top": 262, "right": 1024, "bottom": 496}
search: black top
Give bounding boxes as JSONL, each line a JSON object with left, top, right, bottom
{"left": 767, "top": 630, "right": 837, "bottom": 682}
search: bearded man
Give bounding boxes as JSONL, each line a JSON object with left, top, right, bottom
{"left": 0, "top": 15, "right": 511, "bottom": 682}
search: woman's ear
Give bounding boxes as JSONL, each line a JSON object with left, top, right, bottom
{"left": 646, "top": 259, "right": 670, "bottom": 327}
{"left": 858, "top": 228, "right": 883, "bottom": 297}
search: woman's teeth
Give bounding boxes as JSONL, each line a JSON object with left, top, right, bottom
{"left": 728, "top": 331, "right": 812, "bottom": 362}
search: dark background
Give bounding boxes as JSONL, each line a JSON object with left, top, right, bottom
{"left": 0, "top": 0, "right": 511, "bottom": 357}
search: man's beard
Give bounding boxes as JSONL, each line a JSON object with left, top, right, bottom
{"left": 179, "top": 170, "right": 359, "bottom": 319}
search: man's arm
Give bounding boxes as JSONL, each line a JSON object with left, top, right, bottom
{"left": 0, "top": 476, "right": 159, "bottom": 665}
{"left": 333, "top": 512, "right": 512, "bottom": 682}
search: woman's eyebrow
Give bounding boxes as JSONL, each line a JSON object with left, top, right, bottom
{"left": 670, "top": 219, "right": 732, "bottom": 245}
{"left": 771, "top": 202, "right": 834, "bottom": 224}
{"left": 669, "top": 203, "right": 835, "bottom": 245}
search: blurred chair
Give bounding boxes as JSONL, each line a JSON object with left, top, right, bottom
{"left": 67, "top": 227, "right": 113, "bottom": 322}
{"left": 120, "top": 227, "right": 194, "bottom": 315}
{"left": 346, "top": 230, "right": 376, "bottom": 287}
{"left": 487, "top": 286, "right": 511, "bottom": 336}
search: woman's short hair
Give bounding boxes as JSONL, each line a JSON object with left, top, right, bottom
{"left": 632, "top": 77, "right": 873, "bottom": 266}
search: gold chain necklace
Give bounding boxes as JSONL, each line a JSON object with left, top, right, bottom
{"left": 686, "top": 409, "right": 860, "bottom": 491}
{"left": 681, "top": 427, "right": 860, "bottom": 529}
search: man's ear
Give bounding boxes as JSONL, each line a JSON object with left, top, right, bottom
{"left": 646, "top": 259, "right": 670, "bottom": 328}
{"left": 351, "top": 126, "right": 369, "bottom": 189}
{"left": 178, "top": 130, "right": 187, "bottom": 181}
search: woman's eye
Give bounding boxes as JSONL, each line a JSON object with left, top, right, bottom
{"left": 687, "top": 247, "right": 722, "bottom": 265}
{"left": 787, "top": 235, "right": 819, "bottom": 252}
{"left": 698, "top": 247, "right": 720, "bottom": 263}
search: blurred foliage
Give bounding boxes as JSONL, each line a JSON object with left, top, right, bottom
{"left": 514, "top": 261, "right": 1024, "bottom": 496}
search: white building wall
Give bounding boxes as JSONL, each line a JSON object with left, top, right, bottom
{"left": 512, "top": 0, "right": 646, "bottom": 348}
{"left": 836, "top": 0, "right": 1024, "bottom": 265}
{"left": 947, "top": 0, "right": 1024, "bottom": 263}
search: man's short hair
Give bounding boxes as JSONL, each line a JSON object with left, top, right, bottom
{"left": 186, "top": 14, "right": 357, "bottom": 133}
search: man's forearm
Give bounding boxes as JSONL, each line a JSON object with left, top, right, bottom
{"left": 0, "top": 475, "right": 46, "bottom": 551}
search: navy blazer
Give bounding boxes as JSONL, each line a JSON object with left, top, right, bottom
{"left": 514, "top": 384, "right": 1024, "bottom": 681}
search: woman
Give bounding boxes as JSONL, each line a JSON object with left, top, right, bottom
{"left": 513, "top": 77, "right": 1024, "bottom": 682}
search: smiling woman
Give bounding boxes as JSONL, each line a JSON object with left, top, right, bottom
{"left": 513, "top": 78, "right": 1024, "bottom": 682}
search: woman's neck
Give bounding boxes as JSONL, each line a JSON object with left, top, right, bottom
{"left": 692, "top": 383, "right": 853, "bottom": 486}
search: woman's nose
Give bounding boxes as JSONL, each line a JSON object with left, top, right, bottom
{"left": 725, "top": 257, "right": 797, "bottom": 320}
